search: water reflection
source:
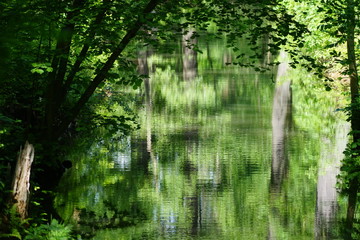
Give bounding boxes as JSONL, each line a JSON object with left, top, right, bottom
{"left": 268, "top": 53, "right": 292, "bottom": 239}
{"left": 55, "top": 40, "right": 348, "bottom": 239}
{"left": 182, "top": 29, "right": 198, "bottom": 81}
{"left": 315, "top": 124, "right": 349, "bottom": 239}
{"left": 270, "top": 80, "right": 291, "bottom": 193}
{"left": 113, "top": 137, "right": 132, "bottom": 171}
{"left": 270, "top": 52, "right": 291, "bottom": 195}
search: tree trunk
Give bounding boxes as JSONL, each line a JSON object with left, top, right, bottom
{"left": 55, "top": 0, "right": 162, "bottom": 139}
{"left": 61, "top": 0, "right": 110, "bottom": 105}
{"left": 44, "top": 0, "right": 84, "bottom": 141}
{"left": 10, "top": 141, "right": 35, "bottom": 219}
{"left": 345, "top": 0, "right": 360, "bottom": 234}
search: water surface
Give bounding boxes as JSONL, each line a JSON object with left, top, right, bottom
{"left": 56, "top": 41, "right": 348, "bottom": 239}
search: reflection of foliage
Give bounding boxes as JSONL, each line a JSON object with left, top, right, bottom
{"left": 290, "top": 67, "right": 346, "bottom": 134}
{"left": 55, "top": 135, "right": 151, "bottom": 238}
{"left": 56, "top": 38, "right": 346, "bottom": 239}
{"left": 73, "top": 203, "right": 147, "bottom": 238}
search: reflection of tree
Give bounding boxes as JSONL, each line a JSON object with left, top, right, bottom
{"left": 269, "top": 51, "right": 292, "bottom": 238}
{"left": 138, "top": 49, "right": 151, "bottom": 110}
{"left": 315, "top": 125, "right": 348, "bottom": 239}
{"left": 315, "top": 167, "right": 338, "bottom": 239}
{"left": 182, "top": 29, "right": 198, "bottom": 81}
{"left": 206, "top": 41, "right": 214, "bottom": 69}
{"left": 138, "top": 50, "right": 150, "bottom": 77}
{"left": 56, "top": 41, "right": 345, "bottom": 239}
{"left": 270, "top": 80, "right": 291, "bottom": 193}
{"left": 145, "top": 45, "right": 276, "bottom": 238}
{"left": 138, "top": 49, "right": 159, "bottom": 190}
{"left": 260, "top": 33, "right": 276, "bottom": 68}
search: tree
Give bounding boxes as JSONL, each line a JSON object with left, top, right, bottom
{"left": 1, "top": 0, "right": 168, "bottom": 172}
{"left": 280, "top": 0, "right": 360, "bottom": 235}
{"left": 44, "top": 0, "right": 163, "bottom": 142}
{"left": 0, "top": 0, "right": 309, "bottom": 230}
{"left": 0, "top": 0, "right": 172, "bottom": 226}
{"left": 0, "top": 0, "right": 305, "bottom": 176}
{"left": 343, "top": 0, "right": 360, "bottom": 233}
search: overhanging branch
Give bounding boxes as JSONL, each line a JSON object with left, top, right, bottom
{"left": 55, "top": 0, "right": 163, "bottom": 138}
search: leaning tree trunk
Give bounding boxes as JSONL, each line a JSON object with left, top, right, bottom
{"left": 55, "top": 0, "right": 162, "bottom": 140}
{"left": 10, "top": 141, "right": 34, "bottom": 219}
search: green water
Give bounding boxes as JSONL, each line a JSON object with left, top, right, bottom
{"left": 55, "top": 40, "right": 349, "bottom": 239}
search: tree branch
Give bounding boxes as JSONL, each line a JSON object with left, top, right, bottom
{"left": 61, "top": 0, "right": 111, "bottom": 101}
{"left": 44, "top": 0, "right": 84, "bottom": 138}
{"left": 55, "top": 0, "right": 163, "bottom": 138}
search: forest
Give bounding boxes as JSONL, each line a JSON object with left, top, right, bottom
{"left": 1, "top": 0, "right": 360, "bottom": 239}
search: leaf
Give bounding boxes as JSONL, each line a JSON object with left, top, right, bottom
{"left": 31, "top": 201, "right": 41, "bottom": 206}
{"left": 0, "top": 232, "right": 21, "bottom": 240}
{"left": 31, "top": 68, "right": 44, "bottom": 74}
{"left": 0, "top": 114, "right": 16, "bottom": 123}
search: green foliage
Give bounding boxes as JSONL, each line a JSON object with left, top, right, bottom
{"left": 1, "top": 203, "right": 76, "bottom": 240}
{"left": 24, "top": 219, "right": 74, "bottom": 240}
{"left": 52, "top": 36, "right": 349, "bottom": 239}
{"left": 338, "top": 137, "right": 360, "bottom": 192}
{"left": 0, "top": 0, "right": 312, "bottom": 143}
{"left": 0, "top": 0, "right": 356, "bottom": 236}
{"left": 0, "top": 205, "right": 28, "bottom": 240}
{"left": 281, "top": 2, "right": 360, "bottom": 230}
{"left": 0, "top": 0, "right": 315, "bottom": 152}
{"left": 279, "top": 0, "right": 356, "bottom": 93}
{"left": 338, "top": 97, "right": 360, "bottom": 194}
{"left": 30, "top": 63, "right": 53, "bottom": 75}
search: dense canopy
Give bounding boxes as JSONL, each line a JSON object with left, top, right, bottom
{"left": 1, "top": 0, "right": 360, "bottom": 239}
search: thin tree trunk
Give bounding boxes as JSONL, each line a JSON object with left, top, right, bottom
{"left": 55, "top": 0, "right": 163, "bottom": 139}
{"left": 44, "top": 0, "right": 84, "bottom": 140}
{"left": 345, "top": 0, "right": 360, "bottom": 234}
{"left": 10, "top": 141, "right": 35, "bottom": 219}
{"left": 61, "top": 0, "right": 110, "bottom": 103}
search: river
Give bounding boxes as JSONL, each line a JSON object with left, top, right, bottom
{"left": 55, "top": 37, "right": 349, "bottom": 239}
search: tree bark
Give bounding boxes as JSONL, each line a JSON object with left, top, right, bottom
{"left": 10, "top": 141, "right": 35, "bottom": 219}
{"left": 345, "top": 0, "right": 360, "bottom": 234}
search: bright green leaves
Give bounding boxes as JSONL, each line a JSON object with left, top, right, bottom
{"left": 116, "top": 74, "right": 144, "bottom": 90}
{"left": 23, "top": 219, "right": 73, "bottom": 240}
{"left": 30, "top": 63, "right": 53, "bottom": 75}
{"left": 350, "top": 141, "right": 359, "bottom": 150}
{"left": 92, "top": 114, "right": 139, "bottom": 135}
